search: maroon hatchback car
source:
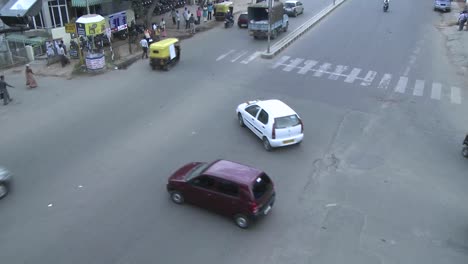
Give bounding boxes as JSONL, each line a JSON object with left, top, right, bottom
{"left": 166, "top": 159, "right": 276, "bottom": 229}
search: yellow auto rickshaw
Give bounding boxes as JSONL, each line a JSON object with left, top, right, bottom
{"left": 214, "top": 1, "right": 234, "bottom": 21}
{"left": 149, "top": 38, "right": 181, "bottom": 71}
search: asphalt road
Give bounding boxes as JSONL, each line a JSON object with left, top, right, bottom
{"left": 1, "top": 0, "right": 468, "bottom": 263}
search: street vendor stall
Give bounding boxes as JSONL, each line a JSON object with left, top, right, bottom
{"left": 76, "top": 14, "right": 107, "bottom": 71}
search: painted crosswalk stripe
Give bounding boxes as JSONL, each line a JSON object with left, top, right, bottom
{"left": 272, "top": 56, "right": 291, "bottom": 69}
{"left": 283, "top": 58, "right": 304, "bottom": 72}
{"left": 451, "top": 86, "right": 462, "bottom": 104}
{"left": 344, "top": 68, "right": 362, "bottom": 83}
{"left": 431, "top": 83, "right": 442, "bottom": 100}
{"left": 298, "top": 60, "right": 318, "bottom": 74}
{"left": 313, "top": 63, "right": 332, "bottom": 77}
{"left": 329, "top": 65, "right": 348, "bottom": 80}
{"left": 240, "top": 51, "right": 261, "bottom": 64}
{"left": 231, "top": 51, "right": 248, "bottom": 62}
{"left": 360, "top": 71, "right": 377, "bottom": 86}
{"left": 413, "top": 80, "right": 424, "bottom": 96}
{"left": 216, "top": 50, "right": 235, "bottom": 61}
{"left": 394, "top": 77, "right": 408, "bottom": 93}
{"left": 377, "top": 74, "right": 392, "bottom": 89}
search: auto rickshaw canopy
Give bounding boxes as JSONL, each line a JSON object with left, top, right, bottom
{"left": 149, "top": 38, "right": 180, "bottom": 59}
{"left": 215, "top": 1, "right": 233, "bottom": 13}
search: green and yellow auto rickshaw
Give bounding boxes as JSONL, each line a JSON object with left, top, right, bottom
{"left": 214, "top": 1, "right": 234, "bottom": 21}
{"left": 149, "top": 38, "right": 181, "bottom": 70}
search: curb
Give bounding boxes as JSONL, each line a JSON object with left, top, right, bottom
{"left": 261, "top": 0, "right": 347, "bottom": 59}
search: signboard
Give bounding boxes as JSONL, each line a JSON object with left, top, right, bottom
{"left": 65, "top": 23, "right": 76, "bottom": 33}
{"left": 108, "top": 11, "right": 127, "bottom": 33}
{"left": 76, "top": 20, "right": 106, "bottom": 36}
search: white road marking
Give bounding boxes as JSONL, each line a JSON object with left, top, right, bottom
{"left": 272, "top": 56, "right": 291, "bottom": 69}
{"left": 360, "top": 71, "right": 377, "bottom": 86}
{"left": 216, "top": 50, "right": 235, "bottom": 61}
{"left": 78, "top": 185, "right": 83, "bottom": 188}
{"left": 403, "top": 66, "right": 411, "bottom": 76}
{"left": 451, "top": 86, "right": 462, "bottom": 104}
{"left": 313, "top": 63, "right": 332, "bottom": 77}
{"left": 48, "top": 204, "right": 53, "bottom": 207}
{"left": 240, "top": 51, "right": 261, "bottom": 64}
{"left": 325, "top": 203, "right": 337, "bottom": 207}
{"left": 328, "top": 65, "right": 348, "bottom": 80}
{"left": 431, "top": 83, "right": 442, "bottom": 100}
{"left": 231, "top": 51, "right": 249, "bottom": 62}
{"left": 283, "top": 58, "right": 304, "bottom": 72}
{"left": 394, "top": 76, "right": 408, "bottom": 93}
{"left": 377, "top": 74, "right": 392, "bottom": 89}
{"left": 298, "top": 60, "right": 318, "bottom": 74}
{"left": 413, "top": 80, "right": 425, "bottom": 96}
{"left": 344, "top": 68, "right": 362, "bottom": 83}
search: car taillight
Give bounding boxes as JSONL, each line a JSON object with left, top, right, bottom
{"left": 272, "top": 122, "right": 276, "bottom": 139}
{"left": 250, "top": 202, "right": 259, "bottom": 214}
{"left": 299, "top": 118, "right": 304, "bottom": 133}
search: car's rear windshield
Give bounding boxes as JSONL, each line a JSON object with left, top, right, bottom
{"left": 186, "top": 163, "right": 210, "bottom": 181}
{"left": 252, "top": 174, "right": 273, "bottom": 199}
{"left": 285, "top": 3, "right": 295, "bottom": 7}
{"left": 239, "top": 14, "right": 247, "bottom": 18}
{"left": 274, "top": 114, "right": 300, "bottom": 129}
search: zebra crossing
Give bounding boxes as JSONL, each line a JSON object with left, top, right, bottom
{"left": 215, "top": 50, "right": 464, "bottom": 105}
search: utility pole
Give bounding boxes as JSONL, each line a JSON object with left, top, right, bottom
{"left": 86, "top": 0, "right": 90, "bottom": 14}
{"left": 267, "top": 0, "right": 272, "bottom": 53}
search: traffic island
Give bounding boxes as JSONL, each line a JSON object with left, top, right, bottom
{"left": 261, "top": 0, "right": 348, "bottom": 59}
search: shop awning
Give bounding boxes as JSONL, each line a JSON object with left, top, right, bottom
{"left": 70, "top": 0, "right": 111, "bottom": 7}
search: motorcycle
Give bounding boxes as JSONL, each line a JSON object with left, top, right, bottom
{"left": 383, "top": 2, "right": 389, "bottom": 12}
{"left": 225, "top": 18, "right": 234, "bottom": 28}
{"left": 462, "top": 134, "right": 468, "bottom": 158}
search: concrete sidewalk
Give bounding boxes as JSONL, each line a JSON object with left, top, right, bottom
{"left": 2, "top": 0, "right": 252, "bottom": 80}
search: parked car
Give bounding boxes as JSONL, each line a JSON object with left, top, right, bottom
{"left": 284, "top": 0, "right": 304, "bottom": 17}
{"left": 237, "top": 12, "right": 248, "bottom": 28}
{"left": 167, "top": 159, "right": 276, "bottom": 229}
{"left": 236, "top": 99, "right": 304, "bottom": 151}
{"left": 0, "top": 166, "right": 13, "bottom": 199}
{"left": 434, "top": 0, "right": 451, "bottom": 12}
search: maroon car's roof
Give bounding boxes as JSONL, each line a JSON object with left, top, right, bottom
{"left": 204, "top": 159, "right": 263, "bottom": 185}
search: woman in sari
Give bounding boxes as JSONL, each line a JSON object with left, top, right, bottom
{"left": 25, "top": 64, "right": 38, "bottom": 89}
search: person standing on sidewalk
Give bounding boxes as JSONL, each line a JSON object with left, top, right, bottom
{"left": 459, "top": 11, "right": 467, "bottom": 31}
{"left": 203, "top": 5, "right": 208, "bottom": 22}
{"left": 171, "top": 9, "right": 177, "bottom": 25}
{"left": 183, "top": 8, "right": 189, "bottom": 29}
{"left": 25, "top": 65, "right": 38, "bottom": 89}
{"left": 197, "top": 7, "right": 202, "bottom": 25}
{"left": 0, "top": 75, "right": 14, "bottom": 105}
{"left": 207, "top": 3, "right": 213, "bottom": 20}
{"left": 189, "top": 13, "right": 196, "bottom": 34}
{"left": 160, "top": 18, "right": 166, "bottom": 37}
{"left": 140, "top": 38, "right": 148, "bottom": 59}
{"left": 176, "top": 10, "right": 181, "bottom": 29}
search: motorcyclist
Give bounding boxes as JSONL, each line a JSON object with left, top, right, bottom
{"left": 225, "top": 11, "right": 234, "bottom": 24}
{"left": 383, "top": 0, "right": 389, "bottom": 8}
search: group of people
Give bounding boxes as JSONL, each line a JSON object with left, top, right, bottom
{"left": 0, "top": 65, "right": 38, "bottom": 106}
{"left": 46, "top": 40, "right": 70, "bottom": 68}
{"left": 168, "top": 3, "right": 215, "bottom": 32}
{"left": 140, "top": 19, "right": 169, "bottom": 59}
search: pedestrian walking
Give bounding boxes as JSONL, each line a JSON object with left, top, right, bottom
{"left": 186, "top": 10, "right": 191, "bottom": 29}
{"left": 60, "top": 40, "right": 67, "bottom": 55}
{"left": 459, "top": 11, "right": 467, "bottom": 31}
{"left": 25, "top": 64, "right": 38, "bottom": 89}
{"left": 189, "top": 13, "right": 196, "bottom": 34}
{"left": 176, "top": 10, "right": 181, "bottom": 29}
{"left": 197, "top": 7, "right": 202, "bottom": 24}
{"left": 58, "top": 44, "right": 69, "bottom": 67}
{"left": 140, "top": 38, "right": 148, "bottom": 59}
{"left": 208, "top": 3, "right": 213, "bottom": 20}
{"left": 203, "top": 5, "right": 208, "bottom": 22}
{"left": 0, "top": 75, "right": 14, "bottom": 105}
{"left": 144, "top": 28, "right": 151, "bottom": 44}
{"left": 160, "top": 18, "right": 166, "bottom": 37}
{"left": 171, "top": 9, "right": 177, "bottom": 25}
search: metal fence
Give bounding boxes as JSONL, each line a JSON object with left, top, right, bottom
{"left": 0, "top": 36, "right": 29, "bottom": 69}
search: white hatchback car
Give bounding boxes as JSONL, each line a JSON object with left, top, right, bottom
{"left": 236, "top": 99, "right": 304, "bottom": 151}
